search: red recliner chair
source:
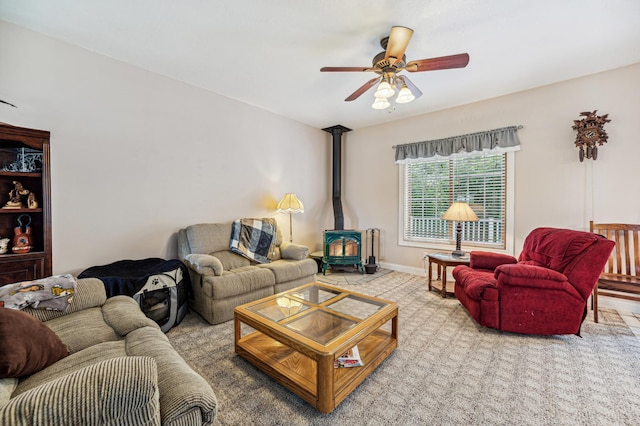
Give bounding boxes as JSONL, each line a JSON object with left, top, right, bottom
{"left": 452, "top": 227, "right": 615, "bottom": 335}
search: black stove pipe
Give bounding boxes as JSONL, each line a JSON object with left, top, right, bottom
{"left": 322, "top": 125, "right": 352, "bottom": 231}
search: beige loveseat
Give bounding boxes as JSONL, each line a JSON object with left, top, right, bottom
{"left": 178, "top": 222, "right": 317, "bottom": 324}
{"left": 0, "top": 278, "right": 217, "bottom": 425}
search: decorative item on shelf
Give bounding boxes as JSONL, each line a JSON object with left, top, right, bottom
{"left": 572, "top": 110, "right": 611, "bottom": 162}
{"left": 2, "top": 180, "right": 31, "bottom": 209}
{"left": 27, "top": 192, "right": 38, "bottom": 209}
{"left": 0, "top": 237, "right": 9, "bottom": 254}
{"left": 12, "top": 214, "right": 33, "bottom": 254}
{"left": 0, "top": 148, "right": 43, "bottom": 172}
{"left": 442, "top": 201, "right": 479, "bottom": 257}
{"left": 276, "top": 193, "right": 304, "bottom": 243}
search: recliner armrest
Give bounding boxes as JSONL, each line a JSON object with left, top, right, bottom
{"left": 184, "top": 254, "right": 224, "bottom": 276}
{"left": 470, "top": 251, "right": 517, "bottom": 271}
{"left": 495, "top": 264, "right": 568, "bottom": 289}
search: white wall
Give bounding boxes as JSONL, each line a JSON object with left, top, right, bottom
{"left": 341, "top": 62, "right": 640, "bottom": 311}
{"left": 0, "top": 21, "right": 329, "bottom": 275}
{"left": 3, "top": 21, "right": 639, "bottom": 312}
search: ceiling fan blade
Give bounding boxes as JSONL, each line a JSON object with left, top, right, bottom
{"left": 396, "top": 75, "right": 423, "bottom": 99}
{"left": 321, "top": 66, "right": 374, "bottom": 72}
{"left": 385, "top": 26, "right": 413, "bottom": 65}
{"left": 405, "top": 53, "right": 470, "bottom": 72}
{"left": 345, "top": 77, "right": 381, "bottom": 101}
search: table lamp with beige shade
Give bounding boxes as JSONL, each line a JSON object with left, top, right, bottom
{"left": 442, "top": 201, "right": 478, "bottom": 257}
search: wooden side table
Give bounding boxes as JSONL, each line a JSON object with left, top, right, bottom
{"left": 426, "top": 252, "right": 470, "bottom": 298}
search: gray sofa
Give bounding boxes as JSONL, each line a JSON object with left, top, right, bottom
{"left": 178, "top": 222, "right": 317, "bottom": 324}
{"left": 0, "top": 278, "right": 217, "bottom": 425}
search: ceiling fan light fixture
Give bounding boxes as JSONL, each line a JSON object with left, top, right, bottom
{"left": 371, "top": 96, "right": 391, "bottom": 110}
{"left": 395, "top": 84, "right": 415, "bottom": 104}
{"left": 374, "top": 80, "right": 395, "bottom": 98}
{"left": 320, "top": 26, "right": 470, "bottom": 110}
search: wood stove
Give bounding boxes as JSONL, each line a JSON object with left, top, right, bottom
{"left": 321, "top": 125, "right": 364, "bottom": 275}
{"left": 322, "top": 230, "right": 363, "bottom": 274}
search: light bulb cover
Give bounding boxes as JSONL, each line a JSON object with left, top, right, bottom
{"left": 396, "top": 85, "right": 415, "bottom": 104}
{"left": 374, "top": 81, "right": 395, "bottom": 98}
{"left": 371, "top": 96, "right": 391, "bottom": 110}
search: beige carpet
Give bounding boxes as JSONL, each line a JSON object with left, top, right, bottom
{"left": 167, "top": 272, "right": 640, "bottom": 425}
{"left": 316, "top": 266, "right": 392, "bottom": 285}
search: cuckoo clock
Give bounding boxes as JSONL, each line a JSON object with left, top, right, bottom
{"left": 572, "top": 110, "right": 611, "bottom": 161}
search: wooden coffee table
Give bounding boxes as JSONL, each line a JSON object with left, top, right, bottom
{"left": 234, "top": 282, "right": 398, "bottom": 413}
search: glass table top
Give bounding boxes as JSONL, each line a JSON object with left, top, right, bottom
{"left": 285, "top": 310, "right": 358, "bottom": 345}
{"left": 325, "top": 294, "right": 384, "bottom": 320}
{"left": 428, "top": 252, "right": 470, "bottom": 262}
{"left": 292, "top": 285, "right": 341, "bottom": 304}
{"left": 244, "top": 284, "right": 391, "bottom": 345}
{"left": 247, "top": 295, "right": 311, "bottom": 322}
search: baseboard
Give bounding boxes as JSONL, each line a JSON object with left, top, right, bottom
{"left": 379, "top": 261, "right": 424, "bottom": 277}
{"left": 596, "top": 295, "right": 640, "bottom": 315}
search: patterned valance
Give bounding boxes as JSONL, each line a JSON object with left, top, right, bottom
{"left": 395, "top": 126, "right": 521, "bottom": 164}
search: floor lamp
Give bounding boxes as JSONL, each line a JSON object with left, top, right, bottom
{"left": 442, "top": 201, "right": 478, "bottom": 257}
{"left": 277, "top": 193, "right": 304, "bottom": 243}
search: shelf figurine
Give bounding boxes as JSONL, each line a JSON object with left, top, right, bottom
{"left": 27, "top": 192, "right": 38, "bottom": 209}
{"left": 12, "top": 214, "right": 33, "bottom": 254}
{"left": 3, "top": 180, "right": 30, "bottom": 209}
{"left": 0, "top": 237, "right": 9, "bottom": 254}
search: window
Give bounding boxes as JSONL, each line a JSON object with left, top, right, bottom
{"left": 401, "top": 153, "right": 507, "bottom": 249}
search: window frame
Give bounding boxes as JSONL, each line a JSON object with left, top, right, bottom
{"left": 398, "top": 151, "right": 515, "bottom": 255}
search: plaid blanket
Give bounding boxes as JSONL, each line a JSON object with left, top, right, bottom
{"left": 229, "top": 218, "right": 277, "bottom": 264}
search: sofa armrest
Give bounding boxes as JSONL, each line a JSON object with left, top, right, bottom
{"left": 103, "top": 296, "right": 160, "bottom": 335}
{"left": 184, "top": 254, "right": 223, "bottom": 276}
{"left": 0, "top": 357, "right": 160, "bottom": 425}
{"left": 21, "top": 278, "right": 108, "bottom": 323}
{"left": 126, "top": 327, "right": 218, "bottom": 425}
{"left": 469, "top": 251, "right": 518, "bottom": 271}
{"left": 279, "top": 242, "right": 309, "bottom": 260}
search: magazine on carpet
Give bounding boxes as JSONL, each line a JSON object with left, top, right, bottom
{"left": 334, "top": 345, "right": 364, "bottom": 368}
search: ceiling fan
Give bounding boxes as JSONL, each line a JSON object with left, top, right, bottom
{"left": 320, "top": 26, "right": 469, "bottom": 110}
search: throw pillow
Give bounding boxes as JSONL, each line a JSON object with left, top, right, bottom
{"left": 0, "top": 308, "right": 69, "bottom": 378}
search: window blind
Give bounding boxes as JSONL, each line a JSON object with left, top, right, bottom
{"left": 404, "top": 153, "right": 506, "bottom": 246}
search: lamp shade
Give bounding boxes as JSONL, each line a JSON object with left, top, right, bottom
{"left": 395, "top": 84, "right": 415, "bottom": 104}
{"left": 372, "top": 96, "right": 391, "bottom": 110}
{"left": 277, "top": 193, "right": 304, "bottom": 213}
{"left": 374, "top": 80, "right": 395, "bottom": 99}
{"left": 442, "top": 202, "right": 479, "bottom": 222}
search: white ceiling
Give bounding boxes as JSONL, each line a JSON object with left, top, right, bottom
{"left": 1, "top": 0, "right": 640, "bottom": 130}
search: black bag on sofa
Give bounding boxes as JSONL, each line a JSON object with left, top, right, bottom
{"left": 78, "top": 258, "right": 190, "bottom": 333}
